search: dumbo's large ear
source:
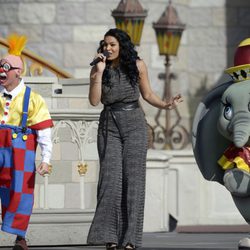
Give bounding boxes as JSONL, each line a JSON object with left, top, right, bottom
{"left": 192, "top": 81, "right": 233, "bottom": 185}
{"left": 232, "top": 195, "right": 250, "bottom": 223}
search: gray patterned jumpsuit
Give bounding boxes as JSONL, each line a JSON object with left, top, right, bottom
{"left": 87, "top": 67, "right": 148, "bottom": 247}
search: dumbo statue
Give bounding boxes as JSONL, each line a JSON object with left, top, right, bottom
{"left": 192, "top": 38, "right": 250, "bottom": 250}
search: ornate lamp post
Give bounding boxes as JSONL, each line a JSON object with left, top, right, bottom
{"left": 111, "top": 0, "right": 147, "bottom": 46}
{"left": 153, "top": 0, "right": 187, "bottom": 149}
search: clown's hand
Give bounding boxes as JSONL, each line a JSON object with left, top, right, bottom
{"left": 36, "top": 162, "right": 50, "bottom": 176}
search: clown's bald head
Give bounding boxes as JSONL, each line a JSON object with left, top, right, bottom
{"left": 3, "top": 54, "right": 23, "bottom": 77}
{"left": 3, "top": 33, "right": 27, "bottom": 77}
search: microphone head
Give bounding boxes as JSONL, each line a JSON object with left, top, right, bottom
{"left": 103, "top": 50, "right": 110, "bottom": 58}
{"left": 89, "top": 50, "right": 110, "bottom": 66}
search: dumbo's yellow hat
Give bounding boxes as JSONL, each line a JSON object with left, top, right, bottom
{"left": 225, "top": 38, "right": 250, "bottom": 82}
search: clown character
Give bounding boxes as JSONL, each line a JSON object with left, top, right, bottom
{"left": 0, "top": 34, "right": 53, "bottom": 250}
{"left": 192, "top": 38, "right": 250, "bottom": 250}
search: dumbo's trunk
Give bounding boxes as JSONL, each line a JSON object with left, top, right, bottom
{"left": 234, "top": 127, "right": 249, "bottom": 147}
{"left": 231, "top": 114, "right": 250, "bottom": 147}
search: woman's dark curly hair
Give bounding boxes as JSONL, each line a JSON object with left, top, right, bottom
{"left": 97, "top": 28, "right": 140, "bottom": 87}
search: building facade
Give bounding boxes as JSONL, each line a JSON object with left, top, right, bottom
{"left": 1, "top": 0, "right": 250, "bottom": 246}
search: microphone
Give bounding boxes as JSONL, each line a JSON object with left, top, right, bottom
{"left": 90, "top": 51, "right": 110, "bottom": 66}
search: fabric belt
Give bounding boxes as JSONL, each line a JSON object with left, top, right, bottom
{"left": 104, "top": 101, "right": 139, "bottom": 111}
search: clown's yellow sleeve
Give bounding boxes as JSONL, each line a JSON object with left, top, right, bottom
{"left": 26, "top": 91, "right": 53, "bottom": 130}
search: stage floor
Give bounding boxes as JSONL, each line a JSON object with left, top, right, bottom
{"left": 1, "top": 232, "right": 249, "bottom": 250}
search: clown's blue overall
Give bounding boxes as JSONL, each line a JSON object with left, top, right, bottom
{"left": 0, "top": 87, "right": 37, "bottom": 237}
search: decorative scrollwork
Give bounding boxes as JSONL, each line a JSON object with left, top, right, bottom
{"left": 52, "top": 120, "right": 98, "bottom": 163}
{"left": 153, "top": 104, "right": 189, "bottom": 150}
{"left": 30, "top": 62, "right": 43, "bottom": 76}
{"left": 152, "top": 124, "right": 166, "bottom": 149}
{"left": 169, "top": 125, "right": 189, "bottom": 150}
{"left": 78, "top": 162, "right": 88, "bottom": 176}
{"left": 152, "top": 122, "right": 189, "bottom": 150}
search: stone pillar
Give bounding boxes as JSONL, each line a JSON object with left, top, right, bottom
{"left": 144, "top": 149, "right": 171, "bottom": 232}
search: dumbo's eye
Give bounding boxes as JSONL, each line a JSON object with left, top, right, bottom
{"left": 224, "top": 105, "right": 233, "bottom": 120}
